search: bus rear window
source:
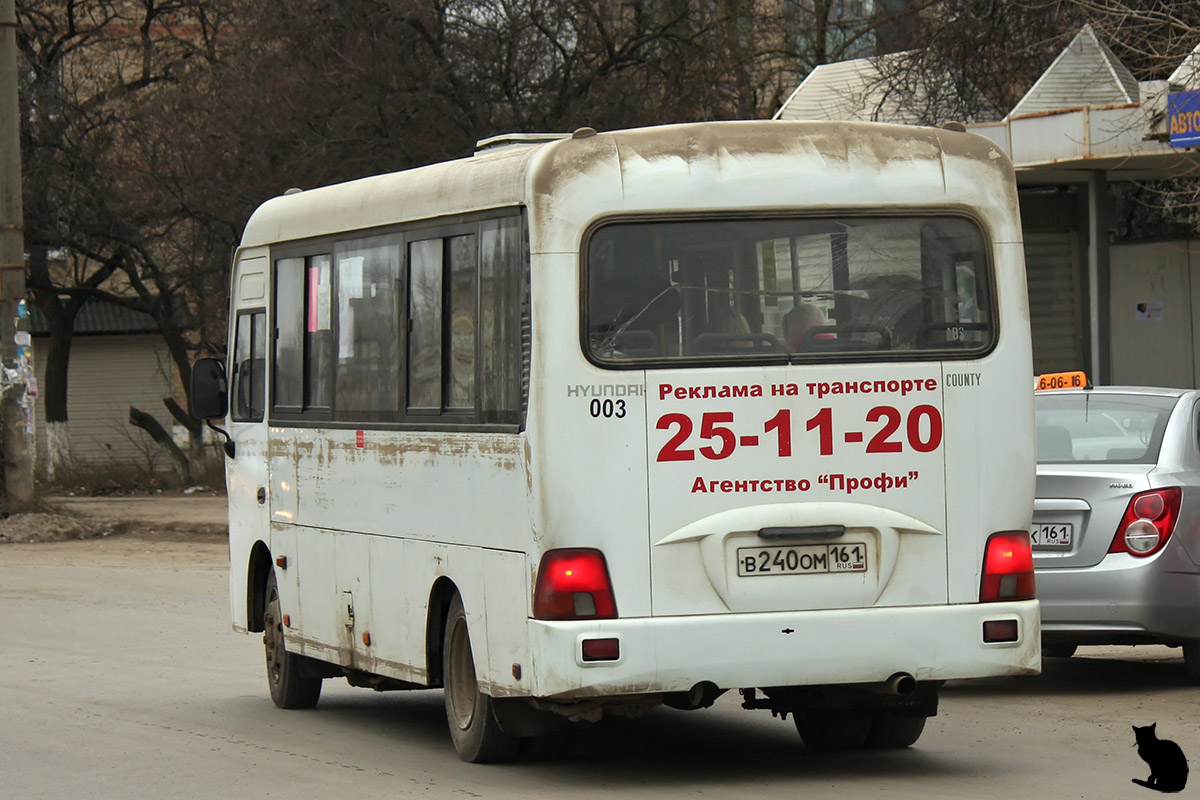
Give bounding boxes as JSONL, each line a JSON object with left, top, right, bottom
{"left": 585, "top": 216, "right": 992, "bottom": 365}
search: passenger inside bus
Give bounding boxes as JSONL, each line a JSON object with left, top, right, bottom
{"left": 783, "top": 302, "right": 831, "bottom": 350}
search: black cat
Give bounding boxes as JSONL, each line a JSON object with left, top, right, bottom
{"left": 1132, "top": 723, "right": 1188, "bottom": 793}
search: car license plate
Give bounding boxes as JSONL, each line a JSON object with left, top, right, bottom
{"left": 737, "top": 543, "right": 868, "bottom": 577}
{"left": 1032, "top": 523, "right": 1073, "bottom": 548}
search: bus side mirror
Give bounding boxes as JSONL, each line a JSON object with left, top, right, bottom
{"left": 190, "top": 357, "right": 229, "bottom": 421}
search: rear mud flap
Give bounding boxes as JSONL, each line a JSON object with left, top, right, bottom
{"left": 491, "top": 697, "right": 576, "bottom": 737}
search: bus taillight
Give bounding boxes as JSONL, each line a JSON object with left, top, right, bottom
{"left": 534, "top": 549, "right": 618, "bottom": 620}
{"left": 980, "top": 531, "right": 1036, "bottom": 602}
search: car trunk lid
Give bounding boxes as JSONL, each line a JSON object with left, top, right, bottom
{"left": 1033, "top": 465, "right": 1154, "bottom": 568}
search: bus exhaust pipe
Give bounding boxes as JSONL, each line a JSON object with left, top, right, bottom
{"left": 885, "top": 672, "right": 917, "bottom": 696}
{"left": 664, "top": 681, "right": 724, "bottom": 710}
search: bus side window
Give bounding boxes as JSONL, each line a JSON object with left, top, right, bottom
{"left": 479, "top": 216, "right": 524, "bottom": 425}
{"left": 407, "top": 232, "right": 480, "bottom": 416}
{"left": 273, "top": 254, "right": 335, "bottom": 417}
{"left": 267, "top": 212, "right": 526, "bottom": 427}
{"left": 231, "top": 310, "right": 266, "bottom": 422}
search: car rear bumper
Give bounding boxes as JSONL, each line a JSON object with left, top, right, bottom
{"left": 517, "top": 599, "right": 1040, "bottom": 700}
{"left": 1037, "top": 550, "right": 1200, "bottom": 644}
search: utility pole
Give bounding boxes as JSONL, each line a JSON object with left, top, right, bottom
{"left": 0, "top": 0, "right": 34, "bottom": 506}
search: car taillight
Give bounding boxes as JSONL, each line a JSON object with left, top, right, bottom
{"left": 980, "top": 531, "right": 1036, "bottom": 602}
{"left": 1109, "top": 487, "right": 1181, "bottom": 557}
{"left": 533, "top": 549, "right": 618, "bottom": 620}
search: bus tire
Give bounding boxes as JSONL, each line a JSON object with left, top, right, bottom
{"left": 264, "top": 570, "right": 322, "bottom": 709}
{"left": 794, "top": 710, "right": 871, "bottom": 750}
{"left": 1182, "top": 641, "right": 1200, "bottom": 685}
{"left": 442, "top": 594, "right": 519, "bottom": 763}
{"left": 865, "top": 714, "right": 926, "bottom": 748}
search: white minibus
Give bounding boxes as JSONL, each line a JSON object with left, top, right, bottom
{"left": 191, "top": 120, "right": 1039, "bottom": 762}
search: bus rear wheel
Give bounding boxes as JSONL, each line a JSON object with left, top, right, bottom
{"left": 794, "top": 710, "right": 872, "bottom": 750}
{"left": 442, "top": 594, "right": 519, "bottom": 763}
{"left": 864, "top": 714, "right": 926, "bottom": 748}
{"left": 264, "top": 570, "right": 322, "bottom": 709}
{"left": 1182, "top": 641, "right": 1200, "bottom": 685}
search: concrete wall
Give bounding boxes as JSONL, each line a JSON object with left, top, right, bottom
{"left": 1109, "top": 239, "right": 1200, "bottom": 388}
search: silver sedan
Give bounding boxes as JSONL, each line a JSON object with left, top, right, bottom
{"left": 1034, "top": 385, "right": 1200, "bottom": 682}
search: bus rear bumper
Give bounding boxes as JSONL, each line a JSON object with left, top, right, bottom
{"left": 519, "top": 600, "right": 1040, "bottom": 700}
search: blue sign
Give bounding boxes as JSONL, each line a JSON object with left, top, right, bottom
{"left": 1168, "top": 90, "right": 1200, "bottom": 148}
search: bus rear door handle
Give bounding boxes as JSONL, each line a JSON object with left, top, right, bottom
{"left": 257, "top": 487, "right": 267, "bottom": 505}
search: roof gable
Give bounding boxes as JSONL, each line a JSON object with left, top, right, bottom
{"left": 1169, "top": 39, "right": 1200, "bottom": 89}
{"left": 773, "top": 53, "right": 929, "bottom": 124}
{"left": 1011, "top": 24, "right": 1139, "bottom": 117}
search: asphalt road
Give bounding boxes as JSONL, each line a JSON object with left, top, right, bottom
{"left": 2, "top": 528, "right": 1197, "bottom": 799}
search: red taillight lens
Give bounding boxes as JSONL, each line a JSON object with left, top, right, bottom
{"left": 980, "top": 531, "right": 1036, "bottom": 602}
{"left": 1109, "top": 487, "right": 1181, "bottom": 557}
{"left": 533, "top": 549, "right": 618, "bottom": 620}
{"left": 982, "top": 619, "right": 1019, "bottom": 643}
{"left": 581, "top": 637, "right": 620, "bottom": 661}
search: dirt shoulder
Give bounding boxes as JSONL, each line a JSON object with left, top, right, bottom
{"left": 0, "top": 491, "right": 228, "bottom": 545}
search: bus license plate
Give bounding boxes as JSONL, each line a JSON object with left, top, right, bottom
{"left": 1032, "top": 523, "right": 1073, "bottom": 548}
{"left": 737, "top": 543, "right": 868, "bottom": 577}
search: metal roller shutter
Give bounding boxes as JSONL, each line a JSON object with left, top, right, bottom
{"left": 1024, "top": 231, "right": 1084, "bottom": 374}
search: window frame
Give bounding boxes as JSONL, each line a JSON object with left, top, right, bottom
{"left": 404, "top": 223, "right": 479, "bottom": 421}
{"left": 266, "top": 208, "right": 527, "bottom": 432}
{"left": 271, "top": 241, "right": 337, "bottom": 422}
{"left": 230, "top": 307, "right": 268, "bottom": 423}
{"left": 579, "top": 209, "right": 1000, "bottom": 370}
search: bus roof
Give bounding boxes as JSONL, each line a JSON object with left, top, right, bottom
{"left": 239, "top": 120, "right": 1020, "bottom": 250}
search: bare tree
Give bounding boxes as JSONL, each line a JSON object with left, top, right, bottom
{"left": 1067, "top": 1, "right": 1200, "bottom": 79}
{"left": 863, "top": 1, "right": 1076, "bottom": 126}
{"left": 868, "top": 1, "right": 1200, "bottom": 123}
{"left": 14, "top": 0, "right": 945, "bottom": 487}
{"left": 17, "top": 0, "right": 234, "bottom": 477}
{"left": 1056, "top": 2, "right": 1200, "bottom": 232}
{"left": 864, "top": 1, "right": 1200, "bottom": 232}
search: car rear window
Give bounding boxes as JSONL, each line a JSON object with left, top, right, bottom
{"left": 1035, "top": 393, "right": 1178, "bottom": 464}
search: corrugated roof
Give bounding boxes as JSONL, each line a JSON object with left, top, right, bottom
{"left": 1169, "top": 39, "right": 1200, "bottom": 89}
{"left": 29, "top": 297, "right": 160, "bottom": 336}
{"left": 1010, "top": 24, "right": 1139, "bottom": 118}
{"left": 773, "top": 53, "right": 928, "bottom": 124}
